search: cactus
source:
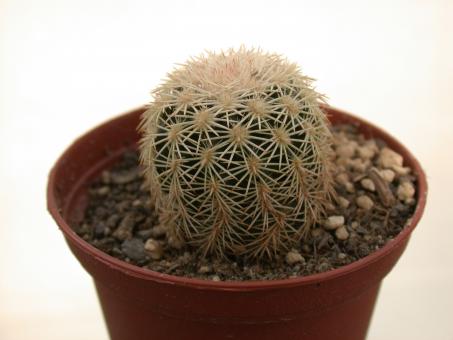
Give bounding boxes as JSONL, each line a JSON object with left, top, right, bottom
{"left": 140, "top": 48, "right": 334, "bottom": 259}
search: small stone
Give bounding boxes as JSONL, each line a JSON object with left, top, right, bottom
{"left": 335, "top": 172, "right": 349, "bottom": 185}
{"left": 338, "top": 252, "right": 347, "bottom": 260}
{"left": 132, "top": 199, "right": 142, "bottom": 207}
{"left": 351, "top": 221, "right": 359, "bottom": 229}
{"left": 335, "top": 226, "right": 349, "bottom": 240}
{"left": 377, "top": 147, "right": 403, "bottom": 169}
{"left": 336, "top": 141, "right": 357, "bottom": 158}
{"left": 392, "top": 165, "right": 411, "bottom": 176}
{"left": 324, "top": 215, "right": 345, "bottom": 230}
{"left": 197, "top": 265, "right": 212, "bottom": 274}
{"left": 212, "top": 275, "right": 221, "bottom": 281}
{"left": 345, "top": 182, "right": 355, "bottom": 193}
{"left": 356, "top": 195, "right": 374, "bottom": 210}
{"left": 121, "top": 238, "right": 146, "bottom": 261}
{"left": 316, "top": 262, "right": 331, "bottom": 273}
{"left": 338, "top": 196, "right": 350, "bottom": 209}
{"left": 406, "top": 198, "right": 416, "bottom": 205}
{"left": 357, "top": 144, "right": 376, "bottom": 160}
{"left": 111, "top": 247, "right": 123, "bottom": 257}
{"left": 286, "top": 250, "right": 305, "bottom": 265}
{"left": 325, "top": 202, "right": 336, "bottom": 211}
{"left": 379, "top": 169, "right": 395, "bottom": 183}
{"left": 336, "top": 157, "right": 349, "bottom": 167}
{"left": 113, "top": 213, "right": 135, "bottom": 241}
{"left": 397, "top": 181, "right": 415, "bottom": 202}
{"left": 111, "top": 169, "right": 140, "bottom": 184}
{"left": 360, "top": 178, "right": 375, "bottom": 191}
{"left": 348, "top": 158, "right": 368, "bottom": 173}
{"left": 335, "top": 132, "right": 349, "bottom": 144}
{"left": 144, "top": 238, "right": 163, "bottom": 260}
{"left": 97, "top": 186, "right": 110, "bottom": 196}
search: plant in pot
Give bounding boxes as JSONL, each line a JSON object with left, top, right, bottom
{"left": 47, "top": 48, "right": 427, "bottom": 340}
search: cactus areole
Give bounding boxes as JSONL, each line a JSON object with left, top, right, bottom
{"left": 140, "top": 48, "right": 335, "bottom": 258}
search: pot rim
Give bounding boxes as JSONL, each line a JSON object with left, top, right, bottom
{"left": 47, "top": 105, "right": 427, "bottom": 291}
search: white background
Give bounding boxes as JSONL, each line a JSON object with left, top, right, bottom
{"left": 1, "top": 0, "right": 452, "bottom": 339}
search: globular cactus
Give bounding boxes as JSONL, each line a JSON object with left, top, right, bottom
{"left": 140, "top": 48, "right": 334, "bottom": 259}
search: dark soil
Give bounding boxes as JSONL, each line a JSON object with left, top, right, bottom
{"left": 75, "top": 125, "right": 417, "bottom": 281}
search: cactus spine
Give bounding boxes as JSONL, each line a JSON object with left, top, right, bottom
{"left": 140, "top": 48, "right": 334, "bottom": 258}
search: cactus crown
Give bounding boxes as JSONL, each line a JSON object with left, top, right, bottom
{"left": 140, "top": 48, "right": 334, "bottom": 259}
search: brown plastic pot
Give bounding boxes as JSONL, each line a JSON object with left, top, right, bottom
{"left": 47, "top": 105, "right": 427, "bottom": 340}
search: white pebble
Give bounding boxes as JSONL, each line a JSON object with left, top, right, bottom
{"left": 379, "top": 169, "right": 395, "bottom": 183}
{"left": 324, "top": 215, "right": 345, "bottom": 230}
{"left": 286, "top": 250, "right": 305, "bottom": 265}
{"left": 357, "top": 145, "right": 375, "bottom": 160}
{"left": 336, "top": 157, "right": 349, "bottom": 167}
{"left": 397, "top": 181, "right": 415, "bottom": 202}
{"left": 345, "top": 182, "right": 355, "bottom": 193}
{"left": 336, "top": 141, "right": 357, "bottom": 158}
{"left": 348, "top": 158, "right": 368, "bottom": 173}
{"left": 97, "top": 186, "right": 110, "bottom": 196}
{"left": 144, "top": 238, "right": 163, "bottom": 260}
{"left": 356, "top": 195, "right": 374, "bottom": 210}
{"left": 335, "top": 173, "right": 350, "bottom": 185}
{"left": 325, "top": 202, "right": 336, "bottom": 212}
{"left": 360, "top": 178, "right": 376, "bottom": 191}
{"left": 338, "top": 196, "right": 350, "bottom": 209}
{"left": 197, "top": 265, "right": 211, "bottom": 274}
{"left": 392, "top": 165, "right": 411, "bottom": 176}
{"left": 338, "top": 252, "right": 347, "bottom": 260}
{"left": 335, "top": 226, "right": 349, "bottom": 240}
{"left": 132, "top": 199, "right": 142, "bottom": 207}
{"left": 406, "top": 198, "right": 416, "bottom": 205}
{"left": 377, "top": 148, "right": 403, "bottom": 169}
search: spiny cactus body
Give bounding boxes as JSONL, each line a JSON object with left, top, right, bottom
{"left": 140, "top": 48, "right": 334, "bottom": 258}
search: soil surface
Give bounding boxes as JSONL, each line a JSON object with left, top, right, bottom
{"left": 76, "top": 125, "right": 417, "bottom": 281}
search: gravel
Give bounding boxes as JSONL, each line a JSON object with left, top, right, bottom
{"left": 75, "top": 124, "right": 418, "bottom": 281}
